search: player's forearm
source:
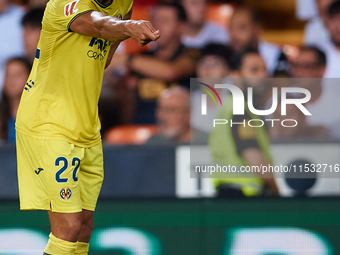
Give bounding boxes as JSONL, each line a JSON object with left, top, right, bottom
{"left": 97, "top": 17, "right": 159, "bottom": 45}
{"left": 70, "top": 11, "right": 160, "bottom": 46}
{"left": 91, "top": 12, "right": 131, "bottom": 42}
{"left": 104, "top": 10, "right": 131, "bottom": 69}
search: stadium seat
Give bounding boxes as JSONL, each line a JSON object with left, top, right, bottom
{"left": 104, "top": 125, "right": 158, "bottom": 145}
{"left": 206, "top": 3, "right": 234, "bottom": 28}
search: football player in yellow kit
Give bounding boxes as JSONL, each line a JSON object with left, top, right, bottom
{"left": 15, "top": 0, "right": 160, "bottom": 253}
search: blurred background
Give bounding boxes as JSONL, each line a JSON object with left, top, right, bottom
{"left": 1, "top": 0, "right": 340, "bottom": 254}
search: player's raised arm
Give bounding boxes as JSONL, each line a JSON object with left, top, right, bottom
{"left": 104, "top": 9, "right": 131, "bottom": 68}
{"left": 69, "top": 10, "right": 160, "bottom": 46}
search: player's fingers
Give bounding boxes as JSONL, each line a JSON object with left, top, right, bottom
{"left": 144, "top": 21, "right": 157, "bottom": 33}
{"left": 136, "top": 36, "right": 151, "bottom": 46}
{"left": 146, "top": 29, "right": 160, "bottom": 41}
{"left": 153, "top": 30, "right": 160, "bottom": 41}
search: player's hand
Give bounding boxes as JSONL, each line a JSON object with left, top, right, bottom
{"left": 125, "top": 20, "right": 160, "bottom": 46}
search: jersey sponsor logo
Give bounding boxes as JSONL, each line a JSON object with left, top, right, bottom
{"left": 34, "top": 167, "right": 44, "bottom": 175}
{"left": 87, "top": 50, "right": 107, "bottom": 60}
{"left": 64, "top": 0, "right": 79, "bottom": 16}
{"left": 89, "top": 37, "right": 110, "bottom": 51}
{"left": 60, "top": 187, "right": 72, "bottom": 200}
{"left": 87, "top": 37, "right": 111, "bottom": 60}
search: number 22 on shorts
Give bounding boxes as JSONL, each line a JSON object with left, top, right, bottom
{"left": 55, "top": 157, "right": 80, "bottom": 183}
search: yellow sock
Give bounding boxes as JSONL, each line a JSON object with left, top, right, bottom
{"left": 74, "top": 241, "right": 89, "bottom": 255}
{"left": 44, "top": 233, "right": 77, "bottom": 255}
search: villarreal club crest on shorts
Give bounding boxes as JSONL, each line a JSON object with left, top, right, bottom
{"left": 60, "top": 187, "right": 72, "bottom": 200}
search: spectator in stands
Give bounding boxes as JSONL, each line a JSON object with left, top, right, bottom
{"left": 291, "top": 46, "right": 340, "bottom": 139}
{"left": 320, "top": 0, "right": 340, "bottom": 78}
{"left": 208, "top": 49, "right": 278, "bottom": 198}
{"left": 230, "top": 48, "right": 271, "bottom": 107}
{"left": 191, "top": 43, "right": 232, "bottom": 133}
{"left": 146, "top": 87, "right": 208, "bottom": 145}
{"left": 180, "top": 0, "right": 228, "bottom": 48}
{"left": 146, "top": 87, "right": 190, "bottom": 145}
{"left": 304, "top": 0, "right": 335, "bottom": 45}
{"left": 127, "top": 1, "right": 199, "bottom": 124}
{"left": 228, "top": 7, "right": 281, "bottom": 75}
{"left": 291, "top": 46, "right": 326, "bottom": 79}
{"left": 21, "top": 7, "right": 44, "bottom": 63}
{"left": 196, "top": 43, "right": 232, "bottom": 80}
{"left": 0, "top": 57, "right": 31, "bottom": 143}
{"left": 0, "top": 0, "right": 25, "bottom": 92}
{"left": 231, "top": 48, "right": 267, "bottom": 79}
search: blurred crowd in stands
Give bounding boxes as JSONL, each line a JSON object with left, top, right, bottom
{"left": 1, "top": 0, "right": 340, "bottom": 145}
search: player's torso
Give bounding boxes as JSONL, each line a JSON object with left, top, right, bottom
{"left": 16, "top": 0, "right": 133, "bottom": 147}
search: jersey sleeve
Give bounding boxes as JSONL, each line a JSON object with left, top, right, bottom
{"left": 125, "top": 0, "right": 133, "bottom": 16}
{"left": 46, "top": 0, "right": 95, "bottom": 32}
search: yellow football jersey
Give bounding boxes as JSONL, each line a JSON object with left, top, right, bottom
{"left": 16, "top": 0, "right": 133, "bottom": 147}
